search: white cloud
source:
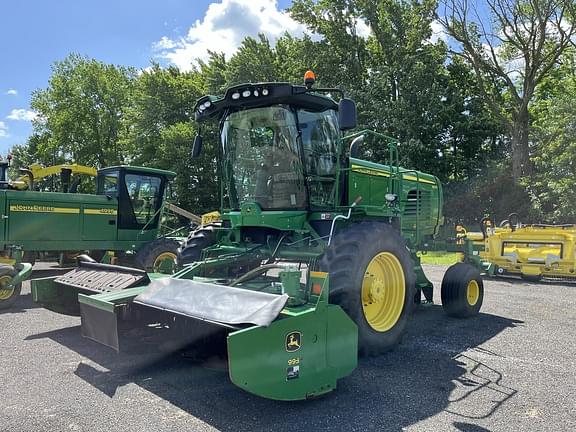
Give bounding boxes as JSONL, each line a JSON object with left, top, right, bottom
{"left": 0, "top": 121, "right": 8, "bottom": 138}
{"left": 429, "top": 19, "right": 448, "bottom": 44}
{"left": 153, "top": 36, "right": 177, "bottom": 51}
{"left": 153, "top": 0, "right": 308, "bottom": 70}
{"left": 6, "top": 89, "right": 17, "bottom": 96}
{"left": 137, "top": 65, "right": 155, "bottom": 76}
{"left": 6, "top": 108, "right": 38, "bottom": 122}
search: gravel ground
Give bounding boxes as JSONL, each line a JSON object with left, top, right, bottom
{"left": 1, "top": 263, "right": 575, "bottom": 432}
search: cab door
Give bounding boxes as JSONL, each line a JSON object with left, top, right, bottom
{"left": 116, "top": 171, "right": 166, "bottom": 241}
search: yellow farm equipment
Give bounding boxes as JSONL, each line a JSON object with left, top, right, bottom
{"left": 459, "top": 214, "right": 576, "bottom": 281}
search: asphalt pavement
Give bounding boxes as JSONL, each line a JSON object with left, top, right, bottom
{"left": 1, "top": 263, "right": 575, "bottom": 432}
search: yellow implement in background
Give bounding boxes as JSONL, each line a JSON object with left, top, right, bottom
{"left": 11, "top": 163, "right": 97, "bottom": 190}
{"left": 201, "top": 211, "right": 221, "bottom": 225}
{"left": 458, "top": 215, "right": 576, "bottom": 281}
{"left": 483, "top": 224, "right": 576, "bottom": 280}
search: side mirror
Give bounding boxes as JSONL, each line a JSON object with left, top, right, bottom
{"left": 349, "top": 135, "right": 364, "bottom": 158}
{"left": 191, "top": 134, "right": 203, "bottom": 158}
{"left": 338, "top": 98, "right": 357, "bottom": 131}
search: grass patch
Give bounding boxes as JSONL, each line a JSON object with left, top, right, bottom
{"left": 418, "top": 251, "right": 462, "bottom": 265}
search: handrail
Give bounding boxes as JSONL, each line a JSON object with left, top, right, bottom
{"left": 341, "top": 129, "right": 402, "bottom": 206}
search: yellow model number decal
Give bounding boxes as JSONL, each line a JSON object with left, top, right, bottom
{"left": 84, "top": 208, "right": 118, "bottom": 215}
{"left": 287, "top": 358, "right": 300, "bottom": 366}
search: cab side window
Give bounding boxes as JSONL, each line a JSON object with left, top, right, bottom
{"left": 124, "top": 174, "right": 162, "bottom": 225}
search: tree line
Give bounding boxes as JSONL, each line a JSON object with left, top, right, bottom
{"left": 12, "top": 0, "right": 576, "bottom": 224}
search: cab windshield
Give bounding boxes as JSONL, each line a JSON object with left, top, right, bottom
{"left": 221, "top": 105, "right": 307, "bottom": 210}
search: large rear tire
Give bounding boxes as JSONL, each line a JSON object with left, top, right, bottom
{"left": 177, "top": 223, "right": 220, "bottom": 266}
{"left": 441, "top": 263, "right": 484, "bottom": 317}
{"left": 0, "top": 265, "right": 22, "bottom": 310}
{"left": 134, "top": 238, "right": 181, "bottom": 274}
{"left": 319, "top": 222, "right": 416, "bottom": 356}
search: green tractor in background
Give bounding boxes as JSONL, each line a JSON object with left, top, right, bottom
{"left": 0, "top": 162, "right": 181, "bottom": 308}
{"left": 32, "top": 73, "right": 484, "bottom": 400}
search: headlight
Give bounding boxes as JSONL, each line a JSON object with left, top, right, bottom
{"left": 262, "top": 88, "right": 269, "bottom": 96}
{"left": 231, "top": 92, "right": 240, "bottom": 100}
{"left": 242, "top": 90, "right": 251, "bottom": 98}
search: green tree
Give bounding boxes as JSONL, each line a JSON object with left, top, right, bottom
{"left": 224, "top": 35, "right": 280, "bottom": 85}
{"left": 528, "top": 52, "right": 576, "bottom": 221}
{"left": 220, "top": 33, "right": 326, "bottom": 87}
{"left": 290, "top": 0, "right": 501, "bottom": 183}
{"left": 290, "top": 0, "right": 368, "bottom": 88}
{"left": 30, "top": 54, "right": 136, "bottom": 167}
{"left": 438, "top": 0, "right": 576, "bottom": 180}
{"left": 125, "top": 63, "right": 218, "bottom": 213}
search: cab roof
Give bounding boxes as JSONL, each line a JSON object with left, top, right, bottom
{"left": 194, "top": 82, "right": 338, "bottom": 123}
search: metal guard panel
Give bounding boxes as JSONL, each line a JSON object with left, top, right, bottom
{"left": 80, "top": 302, "right": 120, "bottom": 351}
{"left": 133, "top": 278, "right": 289, "bottom": 327}
{"left": 55, "top": 262, "right": 149, "bottom": 293}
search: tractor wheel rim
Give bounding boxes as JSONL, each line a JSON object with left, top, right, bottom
{"left": 153, "top": 252, "right": 177, "bottom": 273}
{"left": 361, "top": 252, "right": 405, "bottom": 332}
{"left": 466, "top": 279, "right": 480, "bottom": 306}
{"left": 0, "top": 275, "right": 15, "bottom": 301}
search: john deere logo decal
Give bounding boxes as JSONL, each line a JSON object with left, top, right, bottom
{"left": 286, "top": 331, "right": 302, "bottom": 352}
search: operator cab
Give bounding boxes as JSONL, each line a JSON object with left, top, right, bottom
{"left": 221, "top": 105, "right": 342, "bottom": 210}
{"left": 96, "top": 166, "right": 175, "bottom": 231}
{"left": 194, "top": 75, "right": 356, "bottom": 212}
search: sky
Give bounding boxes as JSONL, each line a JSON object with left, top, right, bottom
{"left": 0, "top": 0, "right": 295, "bottom": 155}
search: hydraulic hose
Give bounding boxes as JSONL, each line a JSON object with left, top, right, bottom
{"left": 229, "top": 263, "right": 286, "bottom": 287}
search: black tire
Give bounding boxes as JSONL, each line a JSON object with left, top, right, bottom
{"left": 319, "top": 222, "right": 416, "bottom": 356}
{"left": 0, "top": 265, "right": 22, "bottom": 310}
{"left": 177, "top": 223, "right": 221, "bottom": 266}
{"left": 134, "top": 238, "right": 181, "bottom": 274}
{"left": 441, "top": 263, "right": 484, "bottom": 318}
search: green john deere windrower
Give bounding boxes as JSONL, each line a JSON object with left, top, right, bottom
{"left": 0, "top": 163, "right": 181, "bottom": 308}
{"left": 32, "top": 72, "right": 484, "bottom": 400}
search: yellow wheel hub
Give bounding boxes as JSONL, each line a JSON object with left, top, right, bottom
{"left": 361, "top": 252, "right": 405, "bottom": 332}
{"left": 153, "top": 252, "right": 177, "bottom": 273}
{"left": 0, "top": 275, "right": 15, "bottom": 301}
{"left": 466, "top": 279, "right": 480, "bottom": 306}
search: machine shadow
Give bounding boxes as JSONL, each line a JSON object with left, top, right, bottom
{"left": 27, "top": 304, "right": 522, "bottom": 432}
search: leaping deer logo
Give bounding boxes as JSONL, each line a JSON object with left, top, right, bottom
{"left": 286, "top": 331, "right": 302, "bottom": 352}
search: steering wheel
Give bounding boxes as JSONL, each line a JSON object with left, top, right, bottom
{"left": 500, "top": 213, "right": 520, "bottom": 231}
